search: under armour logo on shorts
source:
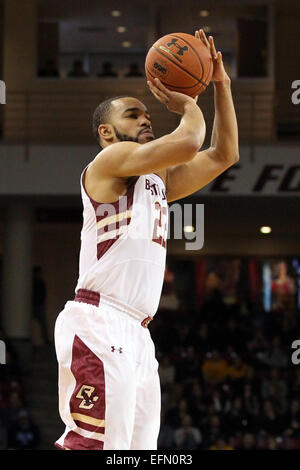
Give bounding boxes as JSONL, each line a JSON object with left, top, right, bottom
{"left": 111, "top": 346, "right": 123, "bottom": 353}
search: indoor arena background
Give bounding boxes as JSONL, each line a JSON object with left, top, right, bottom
{"left": 0, "top": 0, "right": 300, "bottom": 450}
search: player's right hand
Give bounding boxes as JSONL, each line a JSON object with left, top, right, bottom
{"left": 147, "top": 77, "right": 199, "bottom": 115}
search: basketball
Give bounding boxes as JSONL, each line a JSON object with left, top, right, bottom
{"left": 145, "top": 32, "right": 213, "bottom": 98}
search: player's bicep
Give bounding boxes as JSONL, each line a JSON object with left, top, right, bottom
{"left": 166, "top": 148, "right": 237, "bottom": 202}
{"left": 91, "top": 138, "right": 198, "bottom": 178}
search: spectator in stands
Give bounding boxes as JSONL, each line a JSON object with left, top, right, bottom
{"left": 201, "top": 414, "right": 223, "bottom": 449}
{"left": 38, "top": 59, "right": 59, "bottom": 78}
{"left": 202, "top": 271, "right": 227, "bottom": 326}
{"left": 223, "top": 396, "right": 249, "bottom": 436}
{"left": 289, "top": 368, "right": 300, "bottom": 400}
{"left": 191, "top": 323, "right": 212, "bottom": 359}
{"left": 185, "top": 382, "right": 208, "bottom": 423}
{"left": 246, "top": 401, "right": 262, "bottom": 434}
{"left": 158, "top": 355, "right": 176, "bottom": 387}
{"left": 1, "top": 390, "right": 27, "bottom": 429}
{"left": 8, "top": 410, "right": 40, "bottom": 450}
{"left": 176, "top": 345, "right": 199, "bottom": 384}
{"left": 209, "top": 436, "right": 234, "bottom": 450}
{"left": 174, "top": 414, "right": 202, "bottom": 450}
{"left": 260, "top": 400, "right": 283, "bottom": 434}
{"left": 0, "top": 382, "right": 10, "bottom": 412}
{"left": 166, "top": 398, "right": 190, "bottom": 428}
{"left": 159, "top": 264, "right": 179, "bottom": 311}
{"left": 157, "top": 409, "right": 174, "bottom": 450}
{"left": 283, "top": 400, "right": 300, "bottom": 438}
{"left": 243, "top": 365, "right": 261, "bottom": 395}
{"left": 238, "top": 432, "right": 256, "bottom": 450}
{"left": 32, "top": 266, "right": 50, "bottom": 345}
{"left": 258, "top": 336, "right": 289, "bottom": 369}
{"left": 224, "top": 317, "right": 245, "bottom": 351}
{"left": 0, "top": 416, "right": 7, "bottom": 450}
{"left": 165, "top": 383, "right": 184, "bottom": 410}
{"left": 246, "top": 325, "right": 269, "bottom": 356}
{"left": 98, "top": 61, "right": 118, "bottom": 77}
{"left": 202, "top": 350, "right": 228, "bottom": 386}
{"left": 173, "top": 323, "right": 190, "bottom": 350}
{"left": 68, "top": 59, "right": 88, "bottom": 77}
{"left": 242, "top": 383, "right": 260, "bottom": 417}
{"left": 124, "top": 62, "right": 143, "bottom": 77}
{"left": 271, "top": 260, "right": 296, "bottom": 315}
{"left": 227, "top": 352, "right": 248, "bottom": 382}
{"left": 261, "top": 368, "right": 288, "bottom": 413}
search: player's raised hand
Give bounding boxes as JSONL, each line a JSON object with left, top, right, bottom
{"left": 195, "top": 29, "right": 230, "bottom": 82}
{"left": 147, "top": 77, "right": 199, "bottom": 115}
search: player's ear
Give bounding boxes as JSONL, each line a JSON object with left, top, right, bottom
{"left": 98, "top": 123, "right": 114, "bottom": 143}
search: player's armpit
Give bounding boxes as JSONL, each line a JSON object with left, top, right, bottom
{"left": 165, "top": 147, "right": 239, "bottom": 203}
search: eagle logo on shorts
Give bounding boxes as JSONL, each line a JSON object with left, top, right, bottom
{"left": 76, "top": 385, "right": 99, "bottom": 409}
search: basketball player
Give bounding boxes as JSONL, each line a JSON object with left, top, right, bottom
{"left": 54, "top": 29, "right": 239, "bottom": 450}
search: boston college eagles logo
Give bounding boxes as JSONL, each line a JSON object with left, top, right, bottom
{"left": 76, "top": 385, "right": 99, "bottom": 410}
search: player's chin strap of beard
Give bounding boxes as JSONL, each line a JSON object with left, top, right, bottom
{"left": 113, "top": 126, "right": 139, "bottom": 143}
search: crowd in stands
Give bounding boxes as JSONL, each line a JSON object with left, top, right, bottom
{"left": 152, "top": 277, "right": 300, "bottom": 450}
{"left": 38, "top": 59, "right": 144, "bottom": 79}
{"left": 1, "top": 259, "right": 300, "bottom": 450}
{"left": 0, "top": 329, "right": 40, "bottom": 450}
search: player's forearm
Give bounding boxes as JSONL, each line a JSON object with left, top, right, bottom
{"left": 173, "top": 101, "right": 206, "bottom": 149}
{"left": 210, "top": 78, "right": 239, "bottom": 161}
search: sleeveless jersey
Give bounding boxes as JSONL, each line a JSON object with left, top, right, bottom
{"left": 75, "top": 164, "right": 168, "bottom": 317}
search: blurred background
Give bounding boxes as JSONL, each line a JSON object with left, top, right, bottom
{"left": 0, "top": 0, "right": 299, "bottom": 451}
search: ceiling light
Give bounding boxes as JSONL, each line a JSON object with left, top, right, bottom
{"left": 260, "top": 226, "right": 272, "bottom": 234}
{"left": 184, "top": 225, "right": 195, "bottom": 233}
{"left": 111, "top": 10, "right": 121, "bottom": 17}
{"left": 122, "top": 41, "right": 131, "bottom": 48}
{"left": 117, "top": 26, "right": 127, "bottom": 33}
{"left": 200, "top": 10, "right": 210, "bottom": 17}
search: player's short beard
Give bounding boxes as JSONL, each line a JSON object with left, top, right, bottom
{"left": 113, "top": 126, "right": 139, "bottom": 143}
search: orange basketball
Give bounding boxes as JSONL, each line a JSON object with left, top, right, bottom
{"left": 145, "top": 32, "right": 213, "bottom": 98}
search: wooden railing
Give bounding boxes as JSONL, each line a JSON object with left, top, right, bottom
{"left": 1, "top": 80, "right": 276, "bottom": 145}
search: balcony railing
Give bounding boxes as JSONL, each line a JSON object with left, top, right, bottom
{"left": 1, "top": 80, "right": 276, "bottom": 146}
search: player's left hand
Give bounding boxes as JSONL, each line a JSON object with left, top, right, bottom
{"left": 195, "top": 29, "right": 230, "bottom": 82}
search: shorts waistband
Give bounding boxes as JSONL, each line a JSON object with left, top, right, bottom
{"left": 74, "top": 289, "right": 153, "bottom": 328}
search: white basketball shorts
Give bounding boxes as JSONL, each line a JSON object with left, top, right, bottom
{"left": 54, "top": 289, "right": 161, "bottom": 450}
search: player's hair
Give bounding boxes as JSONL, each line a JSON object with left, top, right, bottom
{"left": 92, "top": 96, "right": 130, "bottom": 147}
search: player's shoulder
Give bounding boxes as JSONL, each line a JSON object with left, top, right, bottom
{"left": 96, "top": 141, "right": 140, "bottom": 161}
{"left": 89, "top": 142, "right": 141, "bottom": 175}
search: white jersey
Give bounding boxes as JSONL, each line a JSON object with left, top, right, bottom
{"left": 75, "top": 164, "right": 168, "bottom": 317}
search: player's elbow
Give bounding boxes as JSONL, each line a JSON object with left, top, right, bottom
{"left": 230, "top": 151, "right": 240, "bottom": 163}
{"left": 233, "top": 151, "right": 240, "bottom": 163}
